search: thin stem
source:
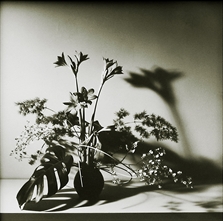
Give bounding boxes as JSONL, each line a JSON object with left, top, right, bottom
{"left": 71, "top": 61, "right": 79, "bottom": 93}
{"left": 73, "top": 67, "right": 84, "bottom": 140}
{"left": 78, "top": 161, "right": 83, "bottom": 187}
{"left": 89, "top": 81, "right": 105, "bottom": 134}
{"left": 44, "top": 107, "right": 56, "bottom": 113}
{"left": 72, "top": 64, "right": 87, "bottom": 162}
{"left": 123, "top": 120, "right": 143, "bottom": 125}
{"left": 74, "top": 75, "right": 79, "bottom": 93}
{"left": 81, "top": 108, "right": 87, "bottom": 162}
{"left": 81, "top": 144, "right": 138, "bottom": 176}
{"left": 85, "top": 81, "right": 105, "bottom": 165}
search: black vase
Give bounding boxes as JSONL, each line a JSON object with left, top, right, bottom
{"left": 74, "top": 163, "right": 104, "bottom": 200}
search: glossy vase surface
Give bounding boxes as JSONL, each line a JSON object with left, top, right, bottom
{"left": 74, "top": 163, "right": 104, "bottom": 200}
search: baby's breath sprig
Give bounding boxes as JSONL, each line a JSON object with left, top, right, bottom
{"left": 137, "top": 147, "right": 193, "bottom": 189}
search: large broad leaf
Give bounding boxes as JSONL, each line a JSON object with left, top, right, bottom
{"left": 97, "top": 126, "right": 137, "bottom": 154}
{"left": 16, "top": 145, "right": 73, "bottom": 209}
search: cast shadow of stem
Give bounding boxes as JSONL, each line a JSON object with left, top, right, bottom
{"left": 125, "top": 67, "right": 222, "bottom": 185}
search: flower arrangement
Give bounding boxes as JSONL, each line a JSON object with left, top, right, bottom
{"left": 11, "top": 51, "right": 193, "bottom": 209}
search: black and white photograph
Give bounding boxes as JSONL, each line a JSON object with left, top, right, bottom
{"left": 0, "top": 1, "right": 222, "bottom": 221}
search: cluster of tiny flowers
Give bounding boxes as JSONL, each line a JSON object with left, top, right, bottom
{"left": 137, "top": 147, "right": 193, "bottom": 188}
{"left": 11, "top": 121, "right": 64, "bottom": 161}
{"left": 110, "top": 167, "right": 122, "bottom": 185}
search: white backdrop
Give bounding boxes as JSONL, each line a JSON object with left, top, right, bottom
{"left": 1, "top": 1, "right": 222, "bottom": 178}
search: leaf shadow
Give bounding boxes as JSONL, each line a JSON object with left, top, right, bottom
{"left": 23, "top": 188, "right": 80, "bottom": 212}
{"left": 23, "top": 182, "right": 158, "bottom": 212}
{"left": 23, "top": 165, "right": 203, "bottom": 213}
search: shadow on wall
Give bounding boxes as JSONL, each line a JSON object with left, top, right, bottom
{"left": 124, "top": 67, "right": 222, "bottom": 185}
{"left": 125, "top": 67, "right": 191, "bottom": 157}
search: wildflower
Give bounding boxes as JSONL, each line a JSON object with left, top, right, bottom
{"left": 54, "top": 52, "right": 67, "bottom": 67}
{"left": 79, "top": 87, "right": 97, "bottom": 105}
{"left": 75, "top": 51, "right": 89, "bottom": 64}
{"left": 63, "top": 87, "right": 97, "bottom": 110}
{"left": 102, "top": 58, "right": 124, "bottom": 82}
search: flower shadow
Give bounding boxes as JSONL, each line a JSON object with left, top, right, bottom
{"left": 125, "top": 67, "right": 222, "bottom": 185}
{"left": 125, "top": 66, "right": 182, "bottom": 105}
{"left": 124, "top": 67, "right": 192, "bottom": 157}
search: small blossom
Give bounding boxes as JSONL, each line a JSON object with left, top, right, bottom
{"left": 102, "top": 58, "right": 124, "bottom": 82}
{"left": 75, "top": 51, "right": 89, "bottom": 64}
{"left": 141, "top": 154, "right": 147, "bottom": 159}
{"left": 64, "top": 87, "right": 97, "bottom": 110}
{"left": 54, "top": 52, "right": 67, "bottom": 67}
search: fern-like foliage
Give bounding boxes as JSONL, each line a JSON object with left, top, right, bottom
{"left": 16, "top": 145, "right": 73, "bottom": 209}
{"left": 113, "top": 108, "right": 178, "bottom": 153}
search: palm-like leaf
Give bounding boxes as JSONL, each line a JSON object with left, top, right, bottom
{"left": 16, "top": 145, "right": 73, "bottom": 209}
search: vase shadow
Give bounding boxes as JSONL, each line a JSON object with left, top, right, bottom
{"left": 25, "top": 180, "right": 185, "bottom": 212}
{"left": 22, "top": 141, "right": 222, "bottom": 212}
{"left": 22, "top": 182, "right": 157, "bottom": 212}
{"left": 23, "top": 177, "right": 216, "bottom": 212}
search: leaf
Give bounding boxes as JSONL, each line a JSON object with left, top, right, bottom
{"left": 63, "top": 102, "right": 73, "bottom": 106}
{"left": 92, "top": 120, "right": 103, "bottom": 132}
{"left": 98, "top": 127, "right": 135, "bottom": 153}
{"left": 16, "top": 145, "right": 73, "bottom": 209}
{"left": 66, "top": 111, "right": 79, "bottom": 126}
{"left": 68, "top": 55, "right": 76, "bottom": 74}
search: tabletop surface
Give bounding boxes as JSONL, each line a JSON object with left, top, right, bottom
{"left": 1, "top": 178, "right": 222, "bottom": 213}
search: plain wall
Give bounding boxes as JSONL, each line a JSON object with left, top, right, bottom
{"left": 1, "top": 1, "right": 222, "bottom": 178}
